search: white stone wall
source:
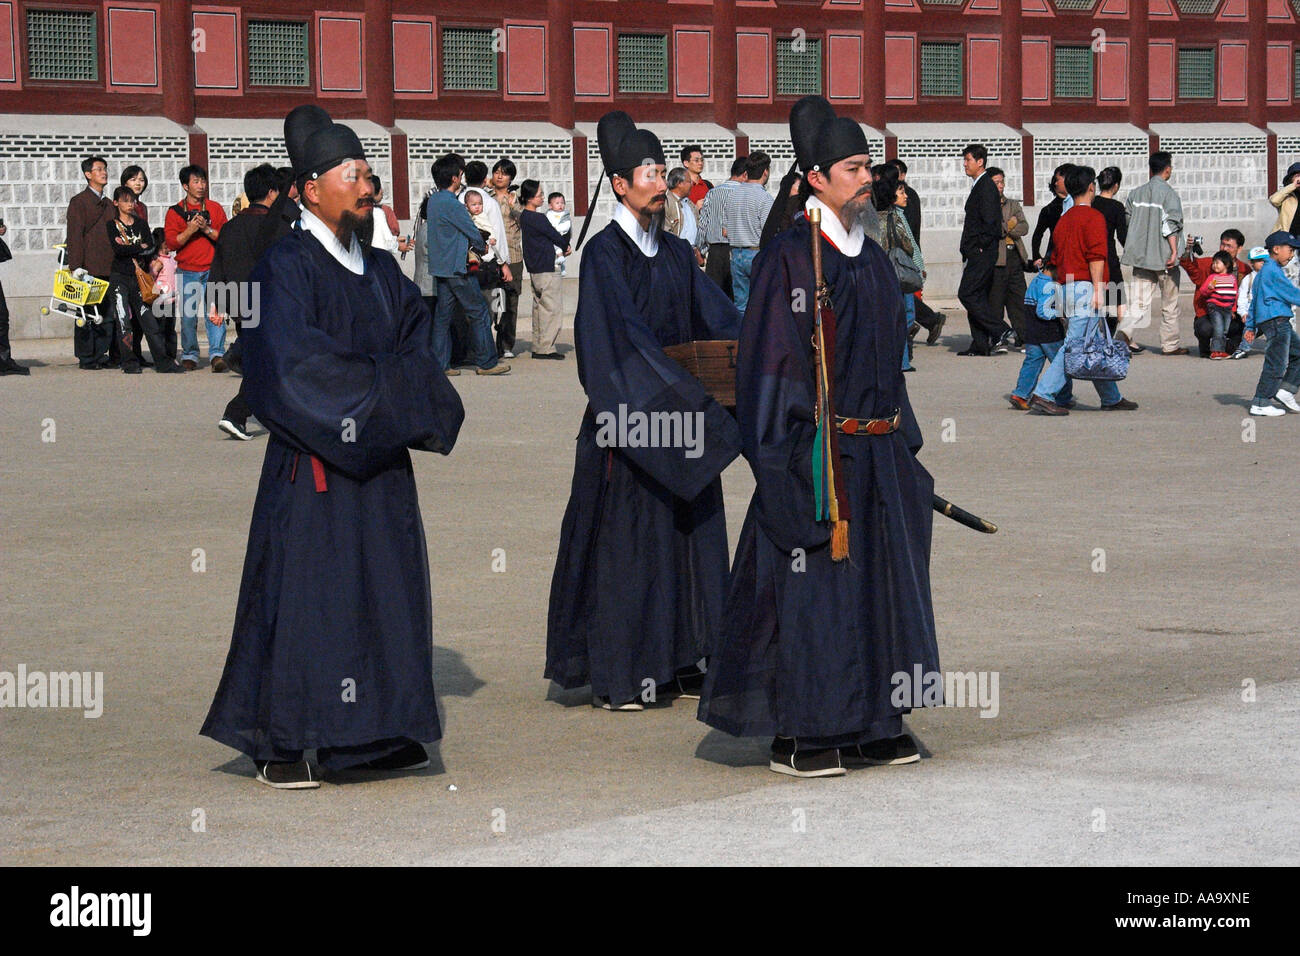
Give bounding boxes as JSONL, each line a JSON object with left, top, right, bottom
{"left": 894, "top": 135, "right": 1023, "bottom": 235}
{"left": 407, "top": 134, "right": 571, "bottom": 227}
{"left": 0, "top": 134, "right": 187, "bottom": 253}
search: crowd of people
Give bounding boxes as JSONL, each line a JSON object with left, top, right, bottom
{"left": 954, "top": 147, "right": 1300, "bottom": 418}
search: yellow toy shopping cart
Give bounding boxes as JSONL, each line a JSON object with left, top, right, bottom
{"left": 41, "top": 243, "right": 110, "bottom": 327}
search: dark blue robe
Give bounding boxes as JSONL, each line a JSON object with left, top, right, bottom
{"left": 698, "top": 215, "right": 940, "bottom": 743}
{"left": 201, "top": 226, "right": 464, "bottom": 762}
{"left": 546, "top": 221, "right": 742, "bottom": 703}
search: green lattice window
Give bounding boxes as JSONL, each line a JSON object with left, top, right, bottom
{"left": 1054, "top": 46, "right": 1094, "bottom": 99}
{"left": 920, "top": 41, "right": 963, "bottom": 98}
{"left": 248, "top": 20, "right": 309, "bottom": 87}
{"left": 1174, "top": 0, "right": 1220, "bottom": 13}
{"left": 1053, "top": 0, "right": 1099, "bottom": 9}
{"left": 1177, "top": 47, "right": 1216, "bottom": 100}
{"left": 442, "top": 27, "right": 498, "bottom": 91}
{"left": 776, "top": 36, "right": 822, "bottom": 96}
{"left": 26, "top": 9, "right": 98, "bottom": 82}
{"left": 617, "top": 33, "right": 667, "bottom": 94}
{"left": 1294, "top": 47, "right": 1300, "bottom": 100}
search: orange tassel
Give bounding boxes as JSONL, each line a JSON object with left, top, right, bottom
{"left": 831, "top": 520, "right": 850, "bottom": 562}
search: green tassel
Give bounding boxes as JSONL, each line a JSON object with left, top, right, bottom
{"left": 812, "top": 421, "right": 826, "bottom": 521}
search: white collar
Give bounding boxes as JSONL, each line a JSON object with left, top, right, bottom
{"left": 805, "top": 196, "right": 864, "bottom": 257}
{"left": 612, "top": 202, "right": 659, "bottom": 257}
{"left": 298, "top": 207, "right": 365, "bottom": 275}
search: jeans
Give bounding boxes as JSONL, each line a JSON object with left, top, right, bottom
{"left": 1013, "top": 339, "right": 1074, "bottom": 404}
{"left": 178, "top": 269, "right": 224, "bottom": 362}
{"left": 730, "top": 247, "right": 758, "bottom": 315}
{"left": 1252, "top": 317, "right": 1300, "bottom": 405}
{"left": 901, "top": 294, "right": 916, "bottom": 370}
{"left": 1033, "top": 282, "right": 1124, "bottom": 406}
{"left": 1207, "top": 306, "right": 1233, "bottom": 354}
{"left": 434, "top": 275, "right": 498, "bottom": 370}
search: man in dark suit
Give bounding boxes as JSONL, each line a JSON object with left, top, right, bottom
{"left": 956, "top": 144, "right": 1011, "bottom": 355}
{"left": 65, "top": 156, "right": 118, "bottom": 369}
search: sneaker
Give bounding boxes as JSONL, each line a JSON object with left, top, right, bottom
{"left": 219, "top": 418, "right": 253, "bottom": 441}
{"left": 769, "top": 737, "right": 846, "bottom": 778}
{"left": 841, "top": 734, "right": 921, "bottom": 767}
{"left": 501, "top": 350, "right": 516, "bottom": 359}
{"left": 211, "top": 356, "right": 228, "bottom": 373}
{"left": 1275, "top": 389, "right": 1300, "bottom": 413}
{"left": 1007, "top": 394, "right": 1030, "bottom": 411}
{"left": 1250, "top": 404, "right": 1286, "bottom": 417}
{"left": 990, "top": 341, "right": 1009, "bottom": 355}
{"left": 1210, "top": 352, "right": 1228, "bottom": 361}
{"left": 594, "top": 696, "right": 644, "bottom": 711}
{"left": 476, "top": 363, "right": 511, "bottom": 375}
{"left": 925, "top": 312, "right": 946, "bottom": 346}
{"left": 1101, "top": 398, "right": 1139, "bottom": 410}
{"left": 255, "top": 759, "right": 320, "bottom": 790}
{"left": 1229, "top": 349, "right": 1249, "bottom": 360}
{"left": 445, "top": 368, "right": 461, "bottom": 377}
{"left": 1028, "top": 394, "right": 1069, "bottom": 416}
{"left": 359, "top": 741, "right": 429, "bottom": 772}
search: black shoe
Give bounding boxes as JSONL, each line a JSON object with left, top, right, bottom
{"left": 123, "top": 364, "right": 142, "bottom": 374}
{"left": 664, "top": 669, "right": 706, "bottom": 701}
{"left": 255, "top": 759, "right": 320, "bottom": 790}
{"left": 531, "top": 351, "right": 565, "bottom": 360}
{"left": 138, "top": 358, "right": 154, "bottom": 368}
{"left": 156, "top": 361, "right": 184, "bottom": 373}
{"left": 957, "top": 348, "right": 989, "bottom": 357}
{"left": 907, "top": 322, "right": 921, "bottom": 341}
{"left": 0, "top": 358, "right": 30, "bottom": 376}
{"left": 769, "top": 737, "right": 846, "bottom": 778}
{"left": 219, "top": 418, "right": 253, "bottom": 441}
{"left": 1101, "top": 398, "right": 1139, "bottom": 410}
{"left": 926, "top": 313, "right": 946, "bottom": 346}
{"left": 359, "top": 741, "right": 429, "bottom": 772}
{"left": 841, "top": 734, "right": 921, "bottom": 766}
{"left": 990, "top": 341, "right": 1009, "bottom": 355}
{"left": 1028, "top": 394, "right": 1069, "bottom": 416}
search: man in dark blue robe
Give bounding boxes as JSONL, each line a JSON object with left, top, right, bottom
{"left": 546, "top": 112, "right": 742, "bottom": 710}
{"left": 699, "top": 97, "right": 940, "bottom": 777}
{"left": 201, "top": 108, "right": 464, "bottom": 789}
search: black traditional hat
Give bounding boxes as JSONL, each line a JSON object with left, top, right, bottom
{"left": 790, "top": 95, "right": 869, "bottom": 173}
{"left": 573, "top": 110, "right": 667, "bottom": 250}
{"left": 597, "top": 110, "right": 666, "bottom": 179}
{"left": 283, "top": 104, "right": 367, "bottom": 181}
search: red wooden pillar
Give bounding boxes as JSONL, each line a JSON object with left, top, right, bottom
{"left": 714, "top": 0, "right": 738, "bottom": 132}
{"left": 864, "top": 0, "right": 885, "bottom": 130}
{"left": 161, "top": 0, "right": 198, "bottom": 168}
{"left": 365, "top": 0, "right": 394, "bottom": 128}
{"left": 1130, "top": 0, "right": 1150, "bottom": 134}
{"left": 549, "top": 0, "right": 575, "bottom": 131}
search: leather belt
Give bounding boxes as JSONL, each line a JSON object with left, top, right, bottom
{"left": 835, "top": 409, "right": 900, "bottom": 436}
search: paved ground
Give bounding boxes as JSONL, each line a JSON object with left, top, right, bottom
{"left": 1, "top": 307, "right": 1297, "bottom": 866}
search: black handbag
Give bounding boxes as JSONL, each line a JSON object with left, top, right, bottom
{"left": 886, "top": 214, "right": 923, "bottom": 294}
{"left": 0, "top": 237, "right": 11, "bottom": 263}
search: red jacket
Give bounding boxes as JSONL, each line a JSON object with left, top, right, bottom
{"left": 1181, "top": 254, "right": 1249, "bottom": 316}
{"left": 164, "top": 197, "right": 227, "bottom": 272}
{"left": 1049, "top": 204, "right": 1109, "bottom": 286}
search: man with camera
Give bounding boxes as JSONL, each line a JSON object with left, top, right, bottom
{"left": 1179, "top": 229, "right": 1251, "bottom": 358}
{"left": 164, "top": 164, "right": 227, "bottom": 370}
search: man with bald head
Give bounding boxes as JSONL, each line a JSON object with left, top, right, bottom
{"left": 201, "top": 107, "right": 465, "bottom": 789}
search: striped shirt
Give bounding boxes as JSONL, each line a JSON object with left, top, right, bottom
{"left": 716, "top": 181, "right": 774, "bottom": 250}
{"left": 1199, "top": 272, "right": 1239, "bottom": 311}
{"left": 696, "top": 179, "right": 743, "bottom": 249}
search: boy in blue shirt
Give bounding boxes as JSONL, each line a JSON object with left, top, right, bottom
{"left": 1009, "top": 263, "right": 1074, "bottom": 410}
{"left": 1244, "top": 231, "right": 1300, "bottom": 416}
